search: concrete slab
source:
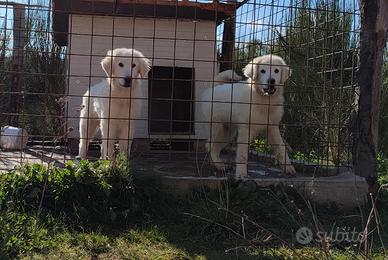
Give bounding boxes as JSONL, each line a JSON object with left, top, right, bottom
{"left": 0, "top": 147, "right": 73, "bottom": 171}
{"left": 159, "top": 171, "right": 368, "bottom": 209}
{"left": 133, "top": 151, "right": 368, "bottom": 208}
{"left": 0, "top": 146, "right": 368, "bottom": 208}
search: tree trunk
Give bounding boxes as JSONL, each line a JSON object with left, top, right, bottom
{"left": 353, "top": 0, "right": 388, "bottom": 195}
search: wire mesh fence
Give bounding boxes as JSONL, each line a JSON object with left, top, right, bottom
{"left": 0, "top": 0, "right": 361, "bottom": 179}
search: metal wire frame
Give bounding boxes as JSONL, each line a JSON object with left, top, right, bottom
{"left": 0, "top": 0, "right": 360, "bottom": 178}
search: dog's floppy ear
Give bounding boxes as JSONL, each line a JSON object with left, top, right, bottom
{"left": 101, "top": 50, "right": 113, "bottom": 77}
{"left": 138, "top": 56, "right": 151, "bottom": 78}
{"left": 243, "top": 57, "right": 260, "bottom": 80}
{"left": 281, "top": 65, "right": 291, "bottom": 85}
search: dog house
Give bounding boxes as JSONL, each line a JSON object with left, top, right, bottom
{"left": 52, "top": 0, "right": 243, "bottom": 152}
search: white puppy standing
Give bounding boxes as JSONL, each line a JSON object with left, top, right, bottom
{"left": 78, "top": 48, "right": 150, "bottom": 159}
{"left": 200, "top": 54, "right": 296, "bottom": 177}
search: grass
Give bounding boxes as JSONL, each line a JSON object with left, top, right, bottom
{"left": 1, "top": 154, "right": 388, "bottom": 259}
{"left": 27, "top": 228, "right": 192, "bottom": 260}
{"left": 251, "top": 137, "right": 335, "bottom": 166}
{"left": 10, "top": 220, "right": 386, "bottom": 260}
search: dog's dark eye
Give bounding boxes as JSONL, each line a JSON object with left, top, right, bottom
{"left": 132, "top": 64, "right": 136, "bottom": 68}
{"left": 260, "top": 69, "right": 266, "bottom": 74}
{"left": 274, "top": 69, "right": 279, "bottom": 73}
{"left": 118, "top": 62, "right": 124, "bottom": 67}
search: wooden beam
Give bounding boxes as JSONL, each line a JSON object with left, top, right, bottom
{"left": 219, "top": 15, "right": 236, "bottom": 71}
{"left": 52, "top": 0, "right": 239, "bottom": 46}
{"left": 8, "top": 4, "right": 25, "bottom": 126}
{"left": 80, "top": 0, "right": 238, "bottom": 16}
{"left": 353, "top": 0, "right": 388, "bottom": 194}
{"left": 52, "top": 0, "right": 69, "bottom": 46}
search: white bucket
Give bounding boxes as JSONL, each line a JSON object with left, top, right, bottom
{"left": 0, "top": 126, "right": 29, "bottom": 150}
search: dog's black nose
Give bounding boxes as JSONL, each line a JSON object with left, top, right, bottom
{"left": 124, "top": 77, "right": 132, "bottom": 86}
{"left": 268, "top": 78, "right": 276, "bottom": 85}
{"left": 264, "top": 78, "right": 277, "bottom": 95}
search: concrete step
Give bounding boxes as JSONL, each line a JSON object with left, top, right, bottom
{"left": 131, "top": 151, "right": 367, "bottom": 209}
{"left": 157, "top": 171, "right": 368, "bottom": 209}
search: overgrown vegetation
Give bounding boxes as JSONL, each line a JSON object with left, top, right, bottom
{"left": 0, "top": 154, "right": 136, "bottom": 228}
{"left": 0, "top": 156, "right": 388, "bottom": 259}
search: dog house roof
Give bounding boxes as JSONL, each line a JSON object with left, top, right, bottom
{"left": 52, "top": 0, "right": 247, "bottom": 46}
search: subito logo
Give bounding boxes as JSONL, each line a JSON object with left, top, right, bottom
{"left": 296, "top": 227, "right": 313, "bottom": 245}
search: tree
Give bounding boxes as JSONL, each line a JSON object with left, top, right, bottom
{"left": 276, "top": 0, "right": 358, "bottom": 166}
{"left": 380, "top": 50, "right": 388, "bottom": 154}
{"left": 0, "top": 6, "right": 66, "bottom": 139}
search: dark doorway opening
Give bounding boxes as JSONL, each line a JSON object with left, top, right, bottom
{"left": 148, "top": 66, "right": 195, "bottom": 134}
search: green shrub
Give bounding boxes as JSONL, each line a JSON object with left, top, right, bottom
{"left": 292, "top": 150, "right": 322, "bottom": 164}
{"left": 0, "top": 210, "right": 59, "bottom": 259}
{"left": 377, "top": 153, "right": 388, "bottom": 185}
{"left": 0, "top": 154, "right": 138, "bottom": 227}
{"left": 251, "top": 137, "right": 327, "bottom": 165}
{"left": 250, "top": 138, "right": 272, "bottom": 154}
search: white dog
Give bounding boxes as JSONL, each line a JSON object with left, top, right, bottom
{"left": 200, "top": 54, "right": 296, "bottom": 177}
{"left": 78, "top": 48, "right": 150, "bottom": 159}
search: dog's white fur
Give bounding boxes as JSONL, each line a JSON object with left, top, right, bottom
{"left": 200, "top": 54, "right": 295, "bottom": 177}
{"left": 214, "top": 69, "right": 242, "bottom": 85}
{"left": 78, "top": 48, "right": 151, "bottom": 159}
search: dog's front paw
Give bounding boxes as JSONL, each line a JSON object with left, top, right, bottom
{"left": 283, "top": 164, "right": 296, "bottom": 175}
{"left": 213, "top": 162, "right": 226, "bottom": 171}
{"left": 235, "top": 164, "right": 248, "bottom": 178}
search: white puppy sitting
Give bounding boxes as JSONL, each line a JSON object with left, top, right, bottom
{"left": 200, "top": 54, "right": 296, "bottom": 177}
{"left": 78, "top": 48, "right": 150, "bottom": 159}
